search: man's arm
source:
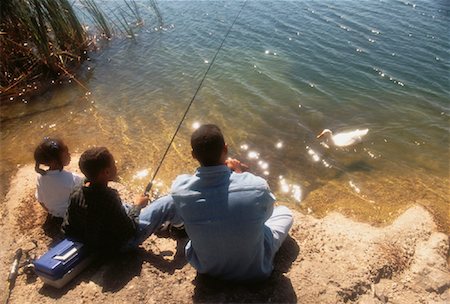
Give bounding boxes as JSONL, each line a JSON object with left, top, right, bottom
{"left": 225, "top": 158, "right": 249, "bottom": 173}
{"left": 125, "top": 195, "right": 149, "bottom": 225}
{"left": 262, "top": 185, "right": 276, "bottom": 222}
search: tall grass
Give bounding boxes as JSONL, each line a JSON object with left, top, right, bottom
{"left": 1, "top": 0, "right": 88, "bottom": 98}
{"left": 148, "top": 0, "right": 164, "bottom": 27}
{"left": 79, "top": 0, "right": 112, "bottom": 38}
{"left": 124, "top": 0, "right": 143, "bottom": 26}
{"left": 0, "top": 0, "right": 165, "bottom": 102}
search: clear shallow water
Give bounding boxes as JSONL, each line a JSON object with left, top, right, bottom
{"left": 1, "top": 0, "right": 449, "bottom": 229}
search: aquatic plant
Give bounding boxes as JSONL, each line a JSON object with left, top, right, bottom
{"left": 0, "top": 0, "right": 164, "bottom": 102}
{"left": 148, "top": 0, "right": 164, "bottom": 27}
{"left": 79, "top": 0, "right": 113, "bottom": 38}
{"left": 124, "top": 0, "right": 144, "bottom": 26}
{"left": 0, "top": 0, "right": 88, "bottom": 100}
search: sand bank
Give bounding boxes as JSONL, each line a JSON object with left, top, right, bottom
{"left": 1, "top": 161, "right": 448, "bottom": 303}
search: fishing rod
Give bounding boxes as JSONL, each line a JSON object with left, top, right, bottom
{"left": 4, "top": 249, "right": 22, "bottom": 304}
{"left": 144, "top": 0, "right": 248, "bottom": 196}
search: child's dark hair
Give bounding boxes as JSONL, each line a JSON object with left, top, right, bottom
{"left": 79, "top": 147, "right": 114, "bottom": 181}
{"left": 34, "top": 137, "right": 68, "bottom": 175}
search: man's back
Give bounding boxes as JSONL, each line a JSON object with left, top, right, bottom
{"left": 171, "top": 165, "right": 275, "bottom": 281}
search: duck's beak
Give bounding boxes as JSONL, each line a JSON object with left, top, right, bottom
{"left": 317, "top": 131, "right": 325, "bottom": 139}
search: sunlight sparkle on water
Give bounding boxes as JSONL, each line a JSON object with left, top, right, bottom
{"left": 247, "top": 151, "right": 260, "bottom": 159}
{"left": 279, "top": 177, "right": 302, "bottom": 202}
{"left": 279, "top": 178, "right": 290, "bottom": 193}
{"left": 258, "top": 160, "right": 269, "bottom": 170}
{"left": 349, "top": 181, "right": 361, "bottom": 193}
{"left": 240, "top": 144, "right": 249, "bottom": 151}
{"left": 306, "top": 146, "right": 321, "bottom": 162}
{"left": 192, "top": 121, "right": 201, "bottom": 130}
{"left": 154, "top": 180, "right": 164, "bottom": 187}
{"left": 275, "top": 142, "right": 283, "bottom": 149}
{"left": 265, "top": 50, "right": 277, "bottom": 56}
{"left": 321, "top": 160, "right": 331, "bottom": 168}
{"left": 292, "top": 185, "right": 302, "bottom": 202}
{"left": 364, "top": 148, "right": 380, "bottom": 159}
{"left": 320, "top": 142, "right": 330, "bottom": 149}
{"left": 133, "top": 169, "right": 149, "bottom": 180}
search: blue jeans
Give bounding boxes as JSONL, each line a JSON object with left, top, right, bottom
{"left": 122, "top": 195, "right": 182, "bottom": 250}
{"left": 264, "top": 206, "right": 294, "bottom": 255}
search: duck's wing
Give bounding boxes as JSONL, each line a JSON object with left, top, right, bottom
{"left": 333, "top": 129, "right": 369, "bottom": 146}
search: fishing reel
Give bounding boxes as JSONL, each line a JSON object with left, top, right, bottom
{"left": 18, "top": 240, "right": 38, "bottom": 277}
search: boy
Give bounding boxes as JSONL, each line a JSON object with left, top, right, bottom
{"left": 62, "top": 147, "right": 181, "bottom": 253}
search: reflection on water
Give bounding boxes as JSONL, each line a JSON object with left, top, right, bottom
{"left": 133, "top": 169, "right": 149, "bottom": 180}
{"left": 1, "top": 0, "right": 449, "bottom": 231}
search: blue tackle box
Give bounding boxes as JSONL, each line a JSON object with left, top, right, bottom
{"left": 33, "top": 239, "right": 94, "bottom": 288}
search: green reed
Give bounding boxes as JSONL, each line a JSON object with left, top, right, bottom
{"left": 0, "top": 0, "right": 164, "bottom": 101}
{"left": 148, "top": 0, "right": 164, "bottom": 27}
{"left": 79, "top": 0, "right": 113, "bottom": 38}
{"left": 124, "top": 0, "right": 143, "bottom": 26}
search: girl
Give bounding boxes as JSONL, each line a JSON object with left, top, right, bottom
{"left": 34, "top": 137, "right": 83, "bottom": 219}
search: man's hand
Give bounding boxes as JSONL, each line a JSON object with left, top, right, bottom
{"left": 225, "top": 158, "right": 249, "bottom": 173}
{"left": 134, "top": 195, "right": 149, "bottom": 208}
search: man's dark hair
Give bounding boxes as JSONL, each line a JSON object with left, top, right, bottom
{"left": 191, "top": 124, "right": 225, "bottom": 166}
{"left": 79, "top": 147, "right": 114, "bottom": 181}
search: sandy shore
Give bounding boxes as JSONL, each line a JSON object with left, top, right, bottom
{"left": 1, "top": 160, "right": 449, "bottom": 303}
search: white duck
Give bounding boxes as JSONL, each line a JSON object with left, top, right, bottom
{"left": 317, "top": 128, "right": 369, "bottom": 147}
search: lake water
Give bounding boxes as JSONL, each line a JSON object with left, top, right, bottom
{"left": 1, "top": 0, "right": 449, "bottom": 230}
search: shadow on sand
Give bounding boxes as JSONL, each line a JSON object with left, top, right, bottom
{"left": 37, "top": 231, "right": 300, "bottom": 302}
{"left": 38, "top": 235, "right": 188, "bottom": 298}
{"left": 192, "top": 235, "right": 300, "bottom": 303}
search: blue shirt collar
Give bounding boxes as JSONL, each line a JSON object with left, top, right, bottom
{"left": 195, "top": 165, "right": 231, "bottom": 176}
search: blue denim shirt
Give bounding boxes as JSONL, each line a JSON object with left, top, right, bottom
{"left": 171, "top": 165, "right": 276, "bottom": 281}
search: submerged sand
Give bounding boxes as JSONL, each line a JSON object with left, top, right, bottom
{"left": 0, "top": 160, "right": 449, "bottom": 303}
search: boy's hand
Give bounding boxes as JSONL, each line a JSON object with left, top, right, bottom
{"left": 134, "top": 195, "right": 149, "bottom": 208}
{"left": 225, "top": 158, "right": 249, "bottom": 173}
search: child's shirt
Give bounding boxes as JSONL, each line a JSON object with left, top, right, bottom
{"left": 36, "top": 170, "right": 84, "bottom": 218}
{"left": 62, "top": 184, "right": 141, "bottom": 253}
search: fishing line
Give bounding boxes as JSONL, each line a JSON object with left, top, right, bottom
{"left": 144, "top": 0, "right": 248, "bottom": 195}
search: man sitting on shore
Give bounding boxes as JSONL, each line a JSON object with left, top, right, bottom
{"left": 171, "top": 124, "right": 293, "bottom": 281}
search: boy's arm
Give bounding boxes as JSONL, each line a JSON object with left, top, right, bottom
{"left": 107, "top": 193, "right": 140, "bottom": 241}
{"left": 106, "top": 192, "right": 148, "bottom": 243}
{"left": 123, "top": 195, "right": 149, "bottom": 225}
